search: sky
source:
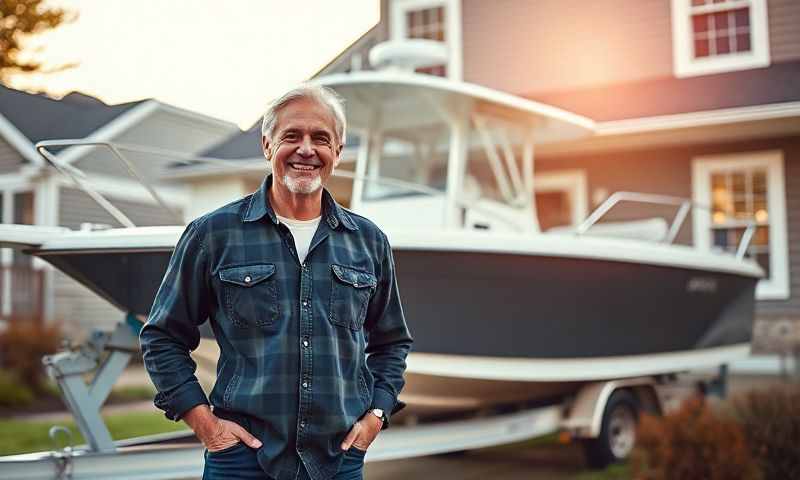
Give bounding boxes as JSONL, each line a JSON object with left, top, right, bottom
{"left": 8, "top": 0, "right": 380, "bottom": 129}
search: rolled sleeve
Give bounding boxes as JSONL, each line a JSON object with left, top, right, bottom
{"left": 364, "top": 232, "right": 413, "bottom": 428}
{"left": 140, "top": 219, "right": 211, "bottom": 421}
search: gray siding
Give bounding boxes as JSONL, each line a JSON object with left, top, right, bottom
{"left": 462, "top": 0, "right": 673, "bottom": 94}
{"left": 536, "top": 135, "right": 800, "bottom": 320}
{"left": 770, "top": 0, "right": 800, "bottom": 63}
{"left": 58, "top": 187, "right": 180, "bottom": 229}
{"left": 459, "top": 0, "right": 799, "bottom": 96}
{"left": 73, "top": 110, "right": 234, "bottom": 178}
{"left": 0, "top": 136, "right": 25, "bottom": 174}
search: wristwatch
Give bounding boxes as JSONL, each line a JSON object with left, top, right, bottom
{"left": 369, "top": 408, "right": 385, "bottom": 424}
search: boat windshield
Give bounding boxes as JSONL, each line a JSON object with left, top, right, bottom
{"left": 362, "top": 125, "right": 450, "bottom": 201}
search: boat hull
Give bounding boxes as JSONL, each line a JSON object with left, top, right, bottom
{"left": 38, "top": 244, "right": 756, "bottom": 361}
{"left": 393, "top": 249, "right": 755, "bottom": 359}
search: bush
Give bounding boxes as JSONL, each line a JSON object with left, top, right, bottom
{"left": 631, "top": 396, "right": 761, "bottom": 480}
{"left": 0, "top": 369, "right": 35, "bottom": 407}
{"left": 0, "top": 319, "right": 62, "bottom": 392}
{"left": 733, "top": 387, "right": 800, "bottom": 480}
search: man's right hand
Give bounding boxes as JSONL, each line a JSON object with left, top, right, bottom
{"left": 182, "top": 404, "right": 262, "bottom": 452}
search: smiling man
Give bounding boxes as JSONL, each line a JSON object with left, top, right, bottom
{"left": 140, "top": 84, "right": 413, "bottom": 480}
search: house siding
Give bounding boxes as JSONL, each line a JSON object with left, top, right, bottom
{"left": 58, "top": 187, "right": 179, "bottom": 229}
{"left": 461, "top": 0, "right": 673, "bottom": 95}
{"left": 459, "top": 0, "right": 800, "bottom": 97}
{"left": 73, "top": 110, "right": 234, "bottom": 178}
{"left": 0, "top": 136, "right": 24, "bottom": 174}
{"left": 769, "top": 0, "right": 800, "bottom": 63}
{"left": 535, "top": 135, "right": 800, "bottom": 322}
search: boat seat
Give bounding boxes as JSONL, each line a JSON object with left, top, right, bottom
{"left": 548, "top": 217, "right": 670, "bottom": 242}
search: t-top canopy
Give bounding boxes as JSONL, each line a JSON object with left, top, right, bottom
{"left": 317, "top": 71, "right": 595, "bottom": 144}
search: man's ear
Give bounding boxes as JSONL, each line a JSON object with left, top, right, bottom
{"left": 261, "top": 135, "right": 271, "bottom": 161}
{"left": 334, "top": 143, "right": 343, "bottom": 167}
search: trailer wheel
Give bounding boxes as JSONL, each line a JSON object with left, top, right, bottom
{"left": 582, "top": 389, "right": 639, "bottom": 469}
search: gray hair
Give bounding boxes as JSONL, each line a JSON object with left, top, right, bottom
{"left": 261, "top": 83, "right": 346, "bottom": 145}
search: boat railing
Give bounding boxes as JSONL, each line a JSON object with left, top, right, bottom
{"left": 577, "top": 191, "right": 756, "bottom": 260}
{"left": 34, "top": 139, "right": 456, "bottom": 228}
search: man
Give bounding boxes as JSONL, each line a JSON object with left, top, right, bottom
{"left": 140, "top": 83, "right": 413, "bottom": 480}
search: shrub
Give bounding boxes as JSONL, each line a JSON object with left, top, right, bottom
{"left": 0, "top": 319, "right": 62, "bottom": 392}
{"left": 733, "top": 387, "right": 800, "bottom": 480}
{"left": 631, "top": 396, "right": 761, "bottom": 480}
{"left": 0, "top": 369, "right": 35, "bottom": 407}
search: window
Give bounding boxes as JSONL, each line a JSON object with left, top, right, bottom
{"left": 406, "top": 6, "right": 447, "bottom": 76}
{"left": 692, "top": 151, "right": 789, "bottom": 300}
{"left": 671, "top": 0, "right": 770, "bottom": 77}
{"left": 391, "top": 0, "right": 462, "bottom": 80}
{"left": 534, "top": 170, "right": 588, "bottom": 230}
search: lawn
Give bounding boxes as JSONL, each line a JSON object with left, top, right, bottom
{"left": 0, "top": 411, "right": 189, "bottom": 456}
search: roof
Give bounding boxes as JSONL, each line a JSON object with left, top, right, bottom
{"left": 202, "top": 122, "right": 262, "bottom": 159}
{"left": 0, "top": 85, "right": 145, "bottom": 153}
{"left": 524, "top": 60, "right": 800, "bottom": 122}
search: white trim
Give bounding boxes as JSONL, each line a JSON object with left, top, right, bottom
{"left": 390, "top": 0, "right": 463, "bottom": 81}
{"left": 671, "top": 0, "right": 770, "bottom": 78}
{"left": 406, "top": 343, "right": 751, "bottom": 381}
{"left": 1, "top": 190, "right": 13, "bottom": 317}
{"left": 692, "top": 150, "right": 790, "bottom": 299}
{"left": 534, "top": 169, "right": 588, "bottom": 226}
{"left": 596, "top": 101, "right": 800, "bottom": 136}
{"left": 0, "top": 112, "right": 41, "bottom": 165}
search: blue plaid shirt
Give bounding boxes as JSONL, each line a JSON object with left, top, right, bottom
{"left": 140, "top": 175, "right": 412, "bottom": 480}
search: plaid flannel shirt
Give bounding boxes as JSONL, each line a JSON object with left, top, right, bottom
{"left": 140, "top": 175, "right": 412, "bottom": 480}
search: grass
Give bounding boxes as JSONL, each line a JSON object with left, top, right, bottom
{"left": 0, "top": 411, "right": 189, "bottom": 456}
{"left": 108, "top": 385, "right": 156, "bottom": 402}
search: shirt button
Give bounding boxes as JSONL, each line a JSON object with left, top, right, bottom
{"left": 302, "top": 339, "right": 309, "bottom": 347}
{"left": 353, "top": 283, "right": 359, "bottom": 287}
{"left": 244, "top": 275, "right": 251, "bottom": 283}
{"left": 302, "top": 381, "right": 308, "bottom": 388}
{"left": 302, "top": 301, "right": 308, "bottom": 307}
{"left": 300, "top": 421, "right": 306, "bottom": 428}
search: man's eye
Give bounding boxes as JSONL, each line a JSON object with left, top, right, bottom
{"left": 313, "top": 136, "right": 331, "bottom": 145}
{"left": 283, "top": 133, "right": 299, "bottom": 141}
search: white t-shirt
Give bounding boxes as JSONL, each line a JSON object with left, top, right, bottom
{"left": 276, "top": 214, "right": 322, "bottom": 264}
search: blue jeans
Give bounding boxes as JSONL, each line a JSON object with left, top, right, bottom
{"left": 202, "top": 443, "right": 365, "bottom": 480}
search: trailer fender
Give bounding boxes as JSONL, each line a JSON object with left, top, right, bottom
{"left": 561, "top": 378, "right": 655, "bottom": 438}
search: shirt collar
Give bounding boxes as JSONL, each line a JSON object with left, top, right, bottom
{"left": 242, "top": 174, "right": 358, "bottom": 231}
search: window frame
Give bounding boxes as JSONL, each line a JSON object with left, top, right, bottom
{"left": 671, "top": 0, "right": 770, "bottom": 78}
{"left": 390, "top": 0, "right": 463, "bottom": 80}
{"left": 692, "top": 150, "right": 789, "bottom": 300}
{"left": 534, "top": 169, "right": 589, "bottom": 228}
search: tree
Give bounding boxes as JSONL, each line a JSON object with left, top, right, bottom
{"left": 0, "top": 0, "right": 73, "bottom": 83}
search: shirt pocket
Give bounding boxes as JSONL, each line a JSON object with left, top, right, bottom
{"left": 219, "top": 263, "right": 279, "bottom": 328}
{"left": 329, "top": 264, "right": 377, "bottom": 331}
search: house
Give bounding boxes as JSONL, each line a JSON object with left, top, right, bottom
{"left": 0, "top": 85, "right": 238, "bottom": 335}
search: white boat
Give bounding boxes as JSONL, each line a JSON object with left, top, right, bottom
{"left": 0, "top": 42, "right": 761, "bottom": 416}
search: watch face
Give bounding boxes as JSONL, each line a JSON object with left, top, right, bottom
{"left": 372, "top": 408, "right": 384, "bottom": 418}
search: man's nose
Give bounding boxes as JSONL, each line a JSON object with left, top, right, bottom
{"left": 296, "top": 135, "right": 315, "bottom": 157}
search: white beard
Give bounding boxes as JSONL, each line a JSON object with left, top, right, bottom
{"left": 282, "top": 173, "right": 323, "bottom": 194}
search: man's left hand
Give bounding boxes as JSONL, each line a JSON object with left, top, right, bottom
{"left": 340, "top": 411, "right": 383, "bottom": 452}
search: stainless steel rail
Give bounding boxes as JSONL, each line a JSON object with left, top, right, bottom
{"left": 577, "top": 191, "right": 756, "bottom": 260}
